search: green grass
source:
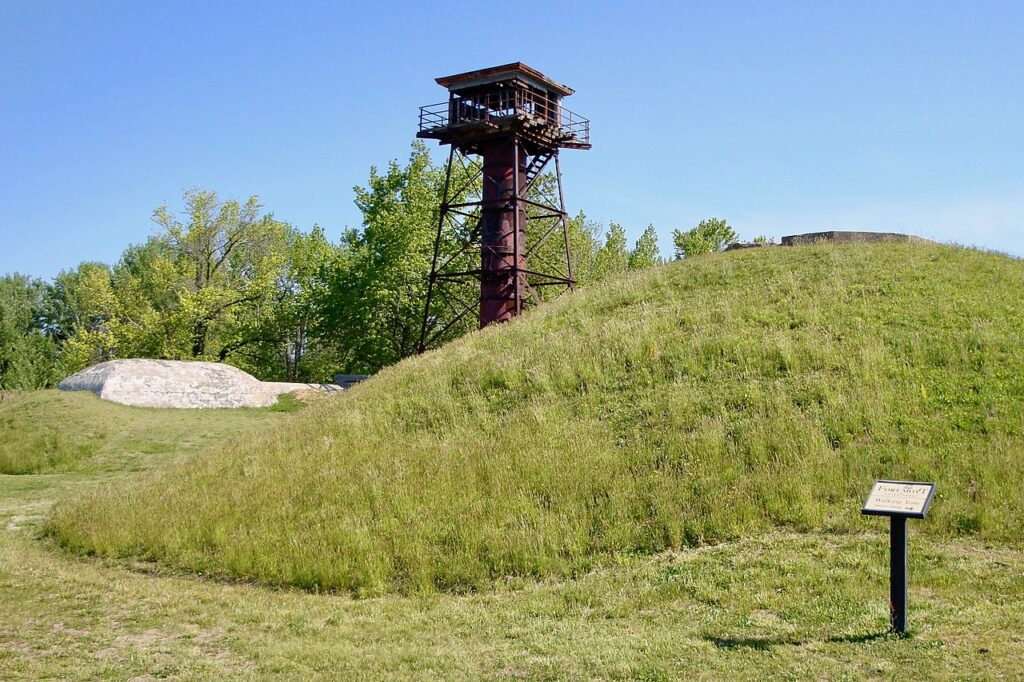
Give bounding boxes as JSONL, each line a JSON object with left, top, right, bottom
{"left": 0, "top": 391, "right": 298, "bottom": 537}
{"left": 4, "top": 244, "right": 1024, "bottom": 677}
{"left": 4, "top": 528, "right": 1024, "bottom": 679}
{"left": 0, "top": 391, "right": 109, "bottom": 473}
{"left": 47, "top": 243, "right": 1024, "bottom": 596}
{"left": 0, "top": 390, "right": 293, "bottom": 475}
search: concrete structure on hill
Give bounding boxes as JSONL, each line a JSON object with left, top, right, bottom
{"left": 58, "top": 359, "right": 342, "bottom": 409}
{"left": 781, "top": 231, "right": 929, "bottom": 246}
{"left": 725, "top": 231, "right": 930, "bottom": 251}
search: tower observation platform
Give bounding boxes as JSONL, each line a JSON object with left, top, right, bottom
{"left": 417, "top": 63, "right": 590, "bottom": 153}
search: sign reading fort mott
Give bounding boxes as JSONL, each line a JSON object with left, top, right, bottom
{"left": 862, "top": 480, "right": 936, "bottom": 519}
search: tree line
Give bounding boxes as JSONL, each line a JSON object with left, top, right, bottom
{"left": 0, "top": 141, "right": 741, "bottom": 389}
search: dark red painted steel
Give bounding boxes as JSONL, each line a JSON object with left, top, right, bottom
{"left": 479, "top": 140, "right": 527, "bottom": 326}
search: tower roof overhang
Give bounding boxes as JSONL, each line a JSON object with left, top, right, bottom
{"left": 436, "top": 62, "right": 575, "bottom": 98}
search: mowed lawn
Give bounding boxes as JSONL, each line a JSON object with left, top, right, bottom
{"left": 3, "top": 523, "right": 1024, "bottom": 678}
{"left": 1, "top": 390, "right": 1024, "bottom": 679}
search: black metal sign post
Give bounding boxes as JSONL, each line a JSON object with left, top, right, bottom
{"left": 889, "top": 515, "right": 908, "bottom": 632}
{"left": 861, "top": 480, "right": 936, "bottom": 633}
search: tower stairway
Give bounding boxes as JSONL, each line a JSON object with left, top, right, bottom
{"left": 523, "top": 152, "right": 552, "bottom": 193}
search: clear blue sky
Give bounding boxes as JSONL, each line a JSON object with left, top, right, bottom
{"left": 2, "top": 1, "right": 1023, "bottom": 280}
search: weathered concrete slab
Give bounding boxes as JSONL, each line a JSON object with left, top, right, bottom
{"left": 725, "top": 241, "right": 773, "bottom": 251}
{"left": 781, "top": 231, "right": 929, "bottom": 246}
{"left": 58, "top": 359, "right": 341, "bottom": 409}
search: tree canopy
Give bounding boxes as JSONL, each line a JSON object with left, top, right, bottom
{"left": 0, "top": 274, "right": 58, "bottom": 389}
{"left": 1, "top": 142, "right": 689, "bottom": 386}
{"left": 672, "top": 218, "right": 737, "bottom": 259}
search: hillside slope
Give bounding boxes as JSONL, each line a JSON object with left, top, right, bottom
{"left": 0, "top": 390, "right": 295, "bottom": 475}
{"left": 48, "top": 243, "right": 1024, "bottom": 594}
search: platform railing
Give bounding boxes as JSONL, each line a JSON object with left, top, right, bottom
{"left": 418, "top": 89, "right": 590, "bottom": 146}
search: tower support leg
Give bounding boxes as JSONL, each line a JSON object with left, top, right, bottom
{"left": 417, "top": 143, "right": 576, "bottom": 352}
{"left": 479, "top": 138, "right": 527, "bottom": 327}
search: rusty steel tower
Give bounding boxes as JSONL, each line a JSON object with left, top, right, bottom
{"left": 416, "top": 63, "right": 590, "bottom": 351}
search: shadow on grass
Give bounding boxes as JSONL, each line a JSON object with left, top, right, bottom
{"left": 708, "top": 630, "right": 909, "bottom": 650}
{"left": 708, "top": 636, "right": 792, "bottom": 650}
{"left": 826, "top": 630, "right": 911, "bottom": 644}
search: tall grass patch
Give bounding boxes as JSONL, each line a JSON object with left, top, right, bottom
{"left": 47, "top": 243, "right": 1024, "bottom": 593}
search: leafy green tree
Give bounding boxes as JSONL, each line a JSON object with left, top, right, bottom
{"left": 0, "top": 274, "right": 59, "bottom": 389}
{"left": 44, "top": 262, "right": 119, "bottom": 372}
{"left": 44, "top": 262, "right": 115, "bottom": 342}
{"left": 562, "top": 218, "right": 661, "bottom": 284}
{"left": 628, "top": 224, "right": 662, "bottom": 270}
{"left": 51, "top": 190, "right": 343, "bottom": 381}
{"left": 319, "top": 148, "right": 672, "bottom": 373}
{"left": 560, "top": 211, "right": 603, "bottom": 286}
{"left": 317, "top": 142, "right": 446, "bottom": 373}
{"left": 592, "top": 222, "right": 630, "bottom": 281}
{"left": 36, "top": 153, "right": 666, "bottom": 383}
{"left": 244, "top": 225, "right": 340, "bottom": 381}
{"left": 151, "top": 189, "right": 291, "bottom": 360}
{"left": 672, "top": 218, "right": 737, "bottom": 259}
{"left": 107, "top": 239, "right": 187, "bottom": 360}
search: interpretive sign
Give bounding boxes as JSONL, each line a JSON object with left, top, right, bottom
{"left": 861, "top": 481, "right": 936, "bottom": 519}
{"left": 861, "top": 479, "right": 937, "bottom": 633}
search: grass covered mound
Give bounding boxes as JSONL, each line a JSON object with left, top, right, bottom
{"left": 0, "top": 390, "right": 294, "bottom": 475}
{"left": 0, "top": 391, "right": 111, "bottom": 474}
{"left": 48, "top": 243, "right": 1024, "bottom": 594}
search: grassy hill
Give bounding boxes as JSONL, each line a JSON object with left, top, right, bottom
{"left": 0, "top": 390, "right": 297, "bottom": 475}
{"left": 46, "top": 242, "right": 1024, "bottom": 595}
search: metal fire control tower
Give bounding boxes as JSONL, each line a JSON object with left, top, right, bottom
{"left": 416, "top": 63, "right": 590, "bottom": 351}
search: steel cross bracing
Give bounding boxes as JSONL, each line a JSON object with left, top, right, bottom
{"left": 417, "top": 138, "right": 575, "bottom": 352}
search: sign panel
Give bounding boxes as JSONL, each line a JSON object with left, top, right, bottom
{"left": 861, "top": 480, "right": 936, "bottom": 519}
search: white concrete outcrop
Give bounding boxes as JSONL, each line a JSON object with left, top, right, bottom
{"left": 57, "top": 359, "right": 342, "bottom": 409}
